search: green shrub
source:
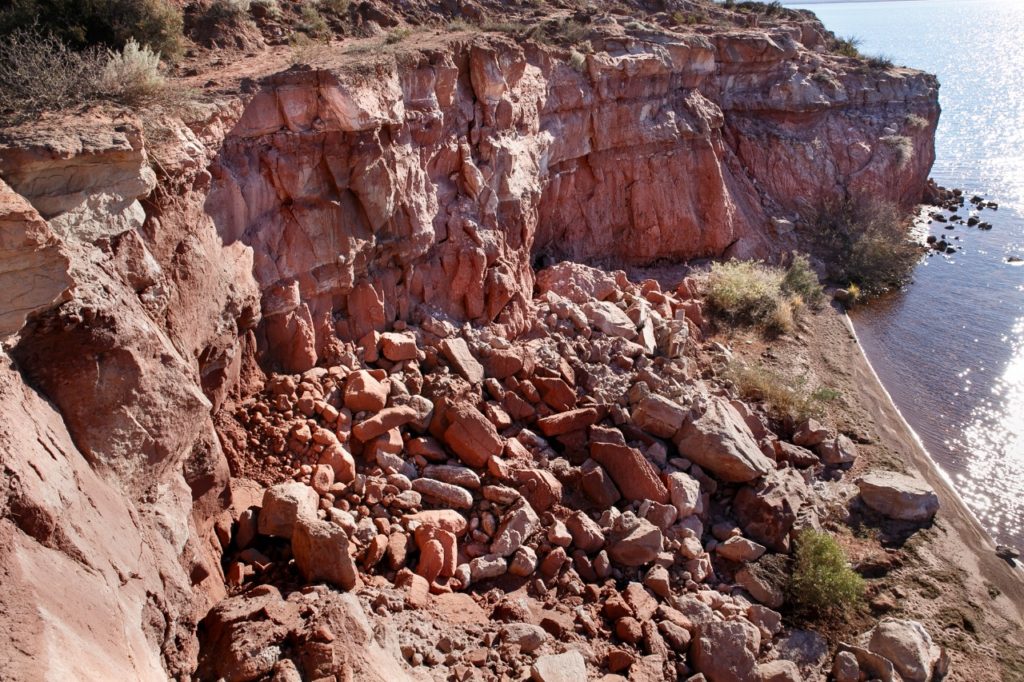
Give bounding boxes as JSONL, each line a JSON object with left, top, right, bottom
{"left": 0, "top": 0, "right": 184, "bottom": 59}
{"left": 833, "top": 35, "right": 861, "bottom": 58}
{"left": 789, "top": 529, "right": 865, "bottom": 618}
{"left": 296, "top": 4, "right": 330, "bottom": 39}
{"left": 867, "top": 54, "right": 894, "bottom": 69}
{"left": 705, "top": 260, "right": 797, "bottom": 333}
{"left": 808, "top": 197, "right": 922, "bottom": 296}
{"left": 726, "top": 361, "right": 838, "bottom": 422}
{"left": 204, "top": 0, "right": 251, "bottom": 23}
{"left": 782, "top": 252, "right": 825, "bottom": 308}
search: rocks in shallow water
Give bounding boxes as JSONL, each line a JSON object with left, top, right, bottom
{"left": 996, "top": 544, "right": 1020, "bottom": 562}
{"left": 674, "top": 397, "right": 774, "bottom": 482}
{"left": 857, "top": 472, "right": 939, "bottom": 521}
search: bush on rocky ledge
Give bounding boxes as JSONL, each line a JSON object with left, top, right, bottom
{"left": 789, "top": 529, "right": 865, "bottom": 619}
{"left": 0, "top": 0, "right": 183, "bottom": 58}
{"left": 0, "top": 30, "right": 167, "bottom": 121}
{"left": 725, "top": 361, "right": 839, "bottom": 423}
{"left": 705, "top": 255, "right": 823, "bottom": 334}
{"left": 809, "top": 197, "right": 923, "bottom": 297}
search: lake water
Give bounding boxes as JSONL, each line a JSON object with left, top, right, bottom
{"left": 784, "top": 0, "right": 1024, "bottom": 548}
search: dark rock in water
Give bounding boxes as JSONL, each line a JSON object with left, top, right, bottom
{"left": 996, "top": 545, "right": 1020, "bottom": 563}
{"left": 967, "top": 216, "right": 979, "bottom": 226}
{"left": 925, "top": 235, "right": 937, "bottom": 244}
{"left": 979, "top": 222, "right": 993, "bottom": 230}
{"left": 1007, "top": 256, "right": 1023, "bottom": 264}
{"left": 987, "top": 201, "right": 998, "bottom": 209}
{"left": 944, "top": 225, "right": 954, "bottom": 230}
{"left": 933, "top": 239, "right": 948, "bottom": 251}
{"left": 970, "top": 195, "right": 983, "bottom": 204}
{"left": 949, "top": 214, "right": 962, "bottom": 221}
{"left": 945, "top": 246, "right": 956, "bottom": 254}
{"left": 952, "top": 188, "right": 963, "bottom": 196}
{"left": 931, "top": 213, "right": 947, "bottom": 222}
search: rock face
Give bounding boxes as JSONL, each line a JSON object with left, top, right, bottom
{"left": 205, "top": 29, "right": 938, "bottom": 369}
{"left": 858, "top": 473, "right": 940, "bottom": 522}
{"left": 692, "top": 619, "right": 762, "bottom": 682}
{"left": 0, "top": 7, "right": 941, "bottom": 681}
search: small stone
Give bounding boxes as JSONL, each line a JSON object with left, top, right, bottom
{"left": 531, "top": 650, "right": 587, "bottom": 682}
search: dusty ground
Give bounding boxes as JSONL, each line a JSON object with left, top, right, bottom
{"left": 718, "top": 301, "right": 1024, "bottom": 680}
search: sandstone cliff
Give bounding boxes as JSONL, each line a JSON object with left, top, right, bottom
{"left": 0, "top": 4, "right": 946, "bottom": 679}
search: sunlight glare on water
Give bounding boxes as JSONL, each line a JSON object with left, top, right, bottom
{"left": 786, "top": 0, "right": 1024, "bottom": 546}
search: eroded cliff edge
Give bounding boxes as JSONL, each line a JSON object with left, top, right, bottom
{"left": 0, "top": 6, "right": 961, "bottom": 680}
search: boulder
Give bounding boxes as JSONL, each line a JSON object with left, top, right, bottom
{"left": 536, "top": 407, "right": 599, "bottom": 437}
{"left": 443, "top": 403, "right": 503, "bottom": 468}
{"left": 565, "top": 510, "right": 606, "bottom": 553}
{"left": 734, "top": 468, "right": 809, "bottom": 553}
{"left": 531, "top": 650, "right": 587, "bottom": 682}
{"left": 411, "top": 478, "right": 474, "bottom": 509}
{"left": 319, "top": 444, "right": 356, "bottom": 483}
{"left": 583, "top": 301, "right": 637, "bottom": 339}
{"left": 590, "top": 441, "right": 669, "bottom": 504}
{"left": 817, "top": 434, "right": 858, "bottom": 465}
{"left": 491, "top": 498, "right": 540, "bottom": 557}
{"left": 858, "top": 473, "right": 939, "bottom": 522}
{"left": 258, "top": 482, "right": 319, "bottom": 539}
{"left": 380, "top": 332, "right": 417, "bottom": 361}
{"left": 344, "top": 370, "right": 388, "bottom": 412}
{"left": 581, "top": 460, "right": 622, "bottom": 507}
{"left": 441, "top": 338, "right": 484, "bottom": 384}
{"left": 291, "top": 518, "right": 357, "bottom": 590}
{"left": 501, "top": 623, "right": 548, "bottom": 654}
{"left": 607, "top": 516, "right": 663, "bottom": 566}
{"left": 691, "top": 619, "right": 761, "bottom": 682}
{"left": 792, "top": 419, "right": 829, "bottom": 447}
{"left": 868, "top": 619, "right": 944, "bottom": 682}
{"left": 632, "top": 394, "right": 686, "bottom": 438}
{"left": 666, "top": 471, "right": 702, "bottom": 518}
{"left": 674, "top": 398, "right": 774, "bottom": 482}
{"left": 716, "top": 536, "right": 766, "bottom": 563}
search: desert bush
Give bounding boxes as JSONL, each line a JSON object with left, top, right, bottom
{"left": 385, "top": 27, "right": 412, "bottom": 45}
{"left": 781, "top": 252, "right": 825, "bottom": 308}
{"left": 296, "top": 5, "right": 330, "bottom": 39}
{"left": 832, "top": 35, "right": 861, "bottom": 58}
{"left": 726, "top": 361, "right": 838, "bottom": 422}
{"left": 809, "top": 197, "right": 922, "bottom": 296}
{"left": 880, "top": 134, "right": 914, "bottom": 168}
{"left": 789, "top": 529, "right": 865, "bottom": 619}
{"left": 251, "top": 0, "right": 281, "bottom": 19}
{"left": 0, "top": 0, "right": 184, "bottom": 59}
{"left": 0, "top": 30, "right": 168, "bottom": 121}
{"left": 905, "top": 113, "right": 929, "bottom": 129}
{"left": 0, "top": 30, "right": 100, "bottom": 119}
{"left": 568, "top": 48, "right": 587, "bottom": 73}
{"left": 317, "top": 0, "right": 350, "bottom": 16}
{"left": 867, "top": 54, "right": 894, "bottom": 69}
{"left": 705, "top": 260, "right": 804, "bottom": 333}
{"left": 98, "top": 38, "right": 165, "bottom": 105}
{"left": 204, "top": 0, "right": 251, "bottom": 23}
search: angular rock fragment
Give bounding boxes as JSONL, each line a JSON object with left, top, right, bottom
{"left": 291, "top": 518, "right": 357, "bottom": 590}
{"left": 258, "top": 482, "right": 319, "bottom": 539}
{"left": 674, "top": 397, "right": 774, "bottom": 482}
{"left": 857, "top": 473, "right": 939, "bottom": 522}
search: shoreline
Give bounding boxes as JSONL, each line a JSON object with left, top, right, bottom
{"left": 820, "top": 303, "right": 1024, "bottom": 675}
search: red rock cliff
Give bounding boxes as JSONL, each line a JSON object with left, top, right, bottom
{"left": 0, "top": 19, "right": 937, "bottom": 680}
